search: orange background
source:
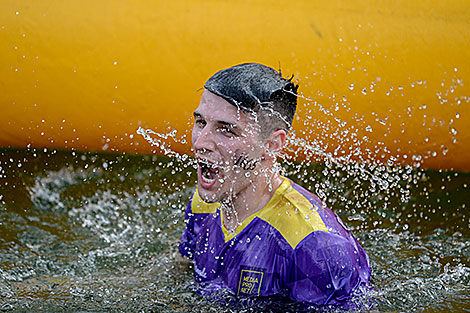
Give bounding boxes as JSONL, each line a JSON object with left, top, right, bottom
{"left": 1, "top": 1, "right": 469, "bottom": 170}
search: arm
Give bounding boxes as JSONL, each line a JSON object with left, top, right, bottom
{"left": 286, "top": 231, "right": 370, "bottom": 307}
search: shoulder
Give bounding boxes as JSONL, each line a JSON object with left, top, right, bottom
{"left": 256, "top": 179, "right": 328, "bottom": 250}
{"left": 286, "top": 180, "right": 356, "bottom": 239}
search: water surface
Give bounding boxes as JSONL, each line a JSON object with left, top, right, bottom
{"left": 0, "top": 148, "right": 468, "bottom": 312}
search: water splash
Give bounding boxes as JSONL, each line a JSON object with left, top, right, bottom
{"left": 128, "top": 71, "right": 469, "bottom": 311}
{"left": 0, "top": 66, "right": 468, "bottom": 311}
{"left": 0, "top": 148, "right": 468, "bottom": 312}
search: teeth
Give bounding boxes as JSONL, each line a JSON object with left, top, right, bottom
{"left": 202, "top": 174, "right": 215, "bottom": 183}
{"left": 201, "top": 167, "right": 216, "bottom": 183}
{"left": 198, "top": 158, "right": 219, "bottom": 185}
{"left": 199, "top": 160, "right": 217, "bottom": 169}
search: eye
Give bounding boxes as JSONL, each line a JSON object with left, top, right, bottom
{"left": 195, "top": 119, "right": 206, "bottom": 128}
{"left": 219, "top": 126, "right": 236, "bottom": 136}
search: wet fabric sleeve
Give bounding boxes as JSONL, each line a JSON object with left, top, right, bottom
{"left": 179, "top": 200, "right": 196, "bottom": 259}
{"left": 286, "top": 231, "right": 364, "bottom": 307}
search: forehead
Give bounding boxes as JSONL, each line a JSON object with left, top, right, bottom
{"left": 195, "top": 90, "right": 256, "bottom": 126}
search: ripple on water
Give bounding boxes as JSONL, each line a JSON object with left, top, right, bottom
{"left": 0, "top": 148, "right": 469, "bottom": 312}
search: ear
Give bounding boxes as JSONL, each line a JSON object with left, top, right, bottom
{"left": 264, "top": 129, "right": 287, "bottom": 156}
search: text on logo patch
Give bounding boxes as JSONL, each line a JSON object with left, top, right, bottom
{"left": 237, "top": 268, "right": 264, "bottom": 296}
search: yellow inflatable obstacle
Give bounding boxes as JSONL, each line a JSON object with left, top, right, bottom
{"left": 1, "top": 1, "right": 469, "bottom": 171}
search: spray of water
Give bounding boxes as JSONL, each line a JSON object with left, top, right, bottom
{"left": 0, "top": 71, "right": 468, "bottom": 312}
{"left": 132, "top": 74, "right": 469, "bottom": 311}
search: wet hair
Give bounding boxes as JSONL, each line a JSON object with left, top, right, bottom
{"left": 204, "top": 63, "right": 298, "bottom": 138}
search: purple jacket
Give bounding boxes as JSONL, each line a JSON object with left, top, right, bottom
{"left": 179, "top": 178, "right": 370, "bottom": 307}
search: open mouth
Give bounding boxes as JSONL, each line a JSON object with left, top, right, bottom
{"left": 198, "top": 159, "right": 219, "bottom": 187}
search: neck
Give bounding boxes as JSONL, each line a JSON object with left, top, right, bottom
{"left": 222, "top": 169, "right": 284, "bottom": 232}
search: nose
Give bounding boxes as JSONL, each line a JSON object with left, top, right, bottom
{"left": 192, "top": 124, "right": 215, "bottom": 154}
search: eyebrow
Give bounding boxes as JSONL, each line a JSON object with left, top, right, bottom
{"left": 219, "top": 121, "right": 239, "bottom": 130}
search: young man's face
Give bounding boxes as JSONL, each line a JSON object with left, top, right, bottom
{"left": 192, "top": 90, "right": 265, "bottom": 203}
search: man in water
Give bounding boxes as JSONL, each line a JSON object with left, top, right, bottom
{"left": 179, "top": 63, "right": 370, "bottom": 308}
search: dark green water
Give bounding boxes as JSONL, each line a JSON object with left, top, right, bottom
{"left": 0, "top": 148, "right": 469, "bottom": 312}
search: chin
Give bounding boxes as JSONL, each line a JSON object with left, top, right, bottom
{"left": 197, "top": 186, "right": 221, "bottom": 203}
